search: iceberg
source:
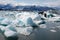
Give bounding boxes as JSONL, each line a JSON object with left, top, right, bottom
{"left": 50, "top": 29, "right": 57, "bottom": 32}
{"left": 4, "top": 30, "right": 17, "bottom": 37}
{"left": 1, "top": 18, "right": 12, "bottom": 25}
{"left": 15, "top": 27, "right": 33, "bottom": 35}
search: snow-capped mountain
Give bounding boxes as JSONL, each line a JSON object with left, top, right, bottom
{"left": 0, "top": 4, "right": 54, "bottom": 11}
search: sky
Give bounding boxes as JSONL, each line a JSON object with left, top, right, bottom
{"left": 0, "top": 0, "right": 60, "bottom": 7}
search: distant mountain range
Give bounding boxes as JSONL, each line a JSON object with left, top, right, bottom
{"left": 0, "top": 4, "right": 57, "bottom": 11}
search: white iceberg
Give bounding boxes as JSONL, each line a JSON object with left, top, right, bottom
{"left": 50, "top": 29, "right": 57, "bottom": 32}
{"left": 1, "top": 18, "right": 12, "bottom": 25}
{"left": 4, "top": 30, "right": 17, "bottom": 37}
{"left": 15, "top": 27, "right": 33, "bottom": 35}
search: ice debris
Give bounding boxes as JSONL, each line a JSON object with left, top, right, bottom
{"left": 0, "top": 10, "right": 60, "bottom": 37}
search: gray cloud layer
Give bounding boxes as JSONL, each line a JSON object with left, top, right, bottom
{"left": 0, "top": 0, "right": 60, "bottom": 7}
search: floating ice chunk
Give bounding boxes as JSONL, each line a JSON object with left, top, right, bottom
{"left": 0, "top": 17, "right": 5, "bottom": 23}
{"left": 5, "top": 13, "right": 16, "bottom": 20}
{"left": 11, "top": 19, "right": 19, "bottom": 25}
{"left": 27, "top": 17, "right": 35, "bottom": 26}
{"left": 11, "top": 19, "right": 25, "bottom": 27}
{"left": 4, "top": 30, "right": 17, "bottom": 37}
{"left": 1, "top": 18, "right": 12, "bottom": 25}
{"left": 27, "top": 17, "right": 38, "bottom": 28}
{"left": 15, "top": 27, "right": 33, "bottom": 35}
{"left": 6, "top": 25, "right": 17, "bottom": 32}
{"left": 50, "top": 30, "right": 57, "bottom": 32}
{"left": 52, "top": 14, "right": 58, "bottom": 17}
{"left": 0, "top": 26, "right": 5, "bottom": 31}
{"left": 0, "top": 17, "right": 5, "bottom": 21}
{"left": 34, "top": 20, "right": 42, "bottom": 25}
{"left": 0, "top": 25, "right": 17, "bottom": 37}
{"left": 16, "top": 12, "right": 31, "bottom": 26}
{"left": 15, "top": 12, "right": 40, "bottom": 27}
{"left": 39, "top": 24, "right": 47, "bottom": 28}
{"left": 47, "top": 16, "right": 60, "bottom": 22}
{"left": 16, "top": 20, "right": 25, "bottom": 27}
{"left": 33, "top": 15, "right": 41, "bottom": 21}
{"left": 0, "top": 26, "right": 6, "bottom": 32}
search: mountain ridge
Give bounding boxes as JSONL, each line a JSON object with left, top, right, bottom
{"left": 0, "top": 4, "right": 56, "bottom": 11}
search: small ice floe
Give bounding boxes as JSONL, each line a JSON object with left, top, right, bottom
{"left": 47, "top": 17, "right": 60, "bottom": 22}
{"left": 50, "top": 29, "right": 57, "bottom": 32}
{"left": 39, "top": 24, "right": 47, "bottom": 28}
{"left": 4, "top": 30, "right": 17, "bottom": 37}
{"left": 15, "top": 27, "right": 33, "bottom": 35}
{"left": 0, "top": 17, "right": 5, "bottom": 23}
{"left": 16, "top": 20, "right": 25, "bottom": 27}
{"left": 0, "top": 26, "right": 6, "bottom": 31}
{"left": 0, "top": 17, "right": 5, "bottom": 21}
{"left": 0, "top": 25, "right": 17, "bottom": 37}
{"left": 56, "top": 26, "right": 60, "bottom": 29}
{"left": 34, "top": 21, "right": 42, "bottom": 25}
{"left": 1, "top": 18, "right": 12, "bottom": 25}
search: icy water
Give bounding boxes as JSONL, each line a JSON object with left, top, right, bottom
{"left": 0, "top": 11, "right": 60, "bottom": 40}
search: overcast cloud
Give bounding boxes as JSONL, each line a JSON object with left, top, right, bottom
{"left": 0, "top": 0, "right": 60, "bottom": 7}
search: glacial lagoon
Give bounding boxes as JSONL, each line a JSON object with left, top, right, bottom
{"left": 0, "top": 11, "right": 60, "bottom": 40}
